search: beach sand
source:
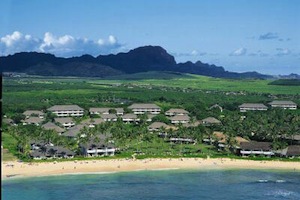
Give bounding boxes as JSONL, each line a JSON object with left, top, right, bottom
{"left": 2, "top": 158, "right": 300, "bottom": 180}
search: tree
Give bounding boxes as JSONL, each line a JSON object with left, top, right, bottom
{"left": 11, "top": 114, "right": 25, "bottom": 124}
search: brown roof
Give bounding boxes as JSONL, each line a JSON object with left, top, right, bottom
{"left": 122, "top": 114, "right": 139, "bottom": 119}
{"left": 89, "top": 108, "right": 124, "bottom": 113}
{"left": 202, "top": 117, "right": 221, "bottom": 124}
{"left": 235, "top": 136, "right": 249, "bottom": 145}
{"left": 148, "top": 122, "right": 169, "bottom": 129}
{"left": 23, "top": 110, "right": 44, "bottom": 116}
{"left": 128, "top": 103, "right": 160, "bottom": 109}
{"left": 23, "top": 117, "right": 43, "bottom": 124}
{"left": 101, "top": 114, "right": 117, "bottom": 119}
{"left": 48, "top": 105, "right": 84, "bottom": 111}
{"left": 269, "top": 100, "right": 297, "bottom": 106}
{"left": 239, "top": 103, "right": 267, "bottom": 108}
{"left": 281, "top": 134, "right": 300, "bottom": 141}
{"left": 54, "top": 117, "right": 74, "bottom": 124}
{"left": 79, "top": 135, "right": 114, "bottom": 149}
{"left": 213, "top": 132, "right": 226, "bottom": 142}
{"left": 240, "top": 141, "right": 272, "bottom": 151}
{"left": 42, "top": 122, "right": 65, "bottom": 133}
{"left": 170, "top": 115, "right": 190, "bottom": 121}
{"left": 3, "top": 118, "right": 14, "bottom": 124}
{"left": 286, "top": 145, "right": 300, "bottom": 156}
{"left": 165, "top": 108, "right": 189, "bottom": 114}
{"left": 63, "top": 125, "right": 86, "bottom": 137}
{"left": 183, "top": 120, "right": 202, "bottom": 127}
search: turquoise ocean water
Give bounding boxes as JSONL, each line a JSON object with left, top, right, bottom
{"left": 2, "top": 169, "right": 300, "bottom": 200}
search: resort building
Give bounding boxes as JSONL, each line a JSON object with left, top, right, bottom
{"left": 128, "top": 103, "right": 161, "bottom": 115}
{"left": 238, "top": 103, "right": 268, "bottom": 112}
{"left": 89, "top": 108, "right": 124, "bottom": 115}
{"left": 101, "top": 114, "right": 118, "bottom": 122}
{"left": 170, "top": 115, "right": 190, "bottom": 124}
{"left": 63, "top": 125, "right": 86, "bottom": 138}
{"left": 165, "top": 108, "right": 189, "bottom": 116}
{"left": 168, "top": 137, "right": 196, "bottom": 144}
{"left": 279, "top": 145, "right": 300, "bottom": 158}
{"left": 30, "top": 146, "right": 75, "bottom": 160}
{"left": 80, "top": 118, "right": 104, "bottom": 128}
{"left": 201, "top": 117, "right": 221, "bottom": 126}
{"left": 48, "top": 105, "right": 84, "bottom": 117}
{"left": 23, "top": 110, "right": 44, "bottom": 118}
{"left": 42, "top": 122, "right": 65, "bottom": 134}
{"left": 3, "top": 118, "right": 15, "bottom": 126}
{"left": 122, "top": 114, "right": 140, "bottom": 123}
{"left": 148, "top": 122, "right": 170, "bottom": 132}
{"left": 22, "top": 117, "right": 44, "bottom": 126}
{"left": 54, "top": 117, "right": 75, "bottom": 129}
{"left": 280, "top": 134, "right": 300, "bottom": 145}
{"left": 239, "top": 141, "right": 274, "bottom": 157}
{"left": 80, "top": 135, "right": 116, "bottom": 157}
{"left": 269, "top": 100, "right": 297, "bottom": 110}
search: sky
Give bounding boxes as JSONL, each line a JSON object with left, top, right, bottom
{"left": 0, "top": 0, "right": 299, "bottom": 75}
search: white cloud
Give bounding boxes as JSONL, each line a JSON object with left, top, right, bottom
{"left": 259, "top": 32, "right": 278, "bottom": 40}
{"left": 229, "top": 48, "right": 247, "bottom": 56}
{"left": 0, "top": 31, "right": 125, "bottom": 57}
{"left": 275, "top": 48, "right": 291, "bottom": 56}
{"left": 173, "top": 50, "right": 207, "bottom": 57}
{"left": 248, "top": 50, "right": 269, "bottom": 57}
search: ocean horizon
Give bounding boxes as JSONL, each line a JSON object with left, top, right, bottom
{"left": 3, "top": 169, "right": 300, "bottom": 200}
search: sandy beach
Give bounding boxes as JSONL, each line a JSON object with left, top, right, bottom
{"left": 2, "top": 158, "right": 300, "bottom": 180}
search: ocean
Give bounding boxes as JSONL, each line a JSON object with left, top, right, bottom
{"left": 2, "top": 169, "right": 300, "bottom": 200}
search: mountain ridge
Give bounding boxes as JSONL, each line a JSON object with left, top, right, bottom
{"left": 0, "top": 45, "right": 275, "bottom": 79}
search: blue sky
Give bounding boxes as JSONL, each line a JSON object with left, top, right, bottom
{"left": 0, "top": 0, "right": 299, "bottom": 75}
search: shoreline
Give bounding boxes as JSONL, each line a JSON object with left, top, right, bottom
{"left": 2, "top": 158, "right": 300, "bottom": 180}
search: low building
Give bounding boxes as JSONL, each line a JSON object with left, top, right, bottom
{"left": 42, "top": 122, "right": 65, "bottom": 134}
{"left": 269, "top": 100, "right": 297, "bottom": 110}
{"left": 63, "top": 125, "right": 86, "bottom": 138}
{"left": 22, "top": 117, "right": 44, "bottom": 126}
{"left": 122, "top": 114, "right": 140, "bottom": 123}
{"left": 279, "top": 145, "right": 300, "bottom": 157}
{"left": 165, "top": 108, "right": 189, "bottom": 116}
{"left": 80, "top": 118, "right": 104, "bottom": 128}
{"left": 280, "top": 134, "right": 300, "bottom": 145}
{"left": 202, "top": 117, "right": 221, "bottom": 126}
{"left": 101, "top": 114, "right": 118, "bottom": 122}
{"left": 238, "top": 103, "right": 268, "bottom": 112}
{"left": 23, "top": 110, "right": 45, "bottom": 119}
{"left": 89, "top": 108, "right": 124, "bottom": 115}
{"left": 80, "top": 135, "right": 116, "bottom": 157}
{"left": 3, "top": 118, "right": 15, "bottom": 126}
{"left": 30, "top": 146, "right": 75, "bottom": 160}
{"left": 168, "top": 137, "right": 195, "bottom": 144}
{"left": 48, "top": 105, "right": 84, "bottom": 117}
{"left": 239, "top": 141, "right": 274, "bottom": 156}
{"left": 170, "top": 115, "right": 190, "bottom": 124}
{"left": 148, "top": 122, "right": 170, "bottom": 132}
{"left": 183, "top": 120, "right": 202, "bottom": 128}
{"left": 54, "top": 117, "right": 75, "bottom": 129}
{"left": 128, "top": 103, "right": 161, "bottom": 115}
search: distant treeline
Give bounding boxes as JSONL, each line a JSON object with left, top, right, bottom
{"left": 269, "top": 79, "right": 300, "bottom": 86}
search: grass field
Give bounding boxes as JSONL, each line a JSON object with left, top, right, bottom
{"left": 93, "top": 72, "right": 300, "bottom": 95}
